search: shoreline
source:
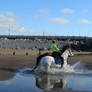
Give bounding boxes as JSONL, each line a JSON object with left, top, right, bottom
{"left": 0, "top": 49, "right": 92, "bottom": 70}
{"left": 0, "top": 48, "right": 92, "bottom": 55}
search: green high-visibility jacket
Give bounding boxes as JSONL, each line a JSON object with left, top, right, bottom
{"left": 51, "top": 43, "right": 59, "bottom": 52}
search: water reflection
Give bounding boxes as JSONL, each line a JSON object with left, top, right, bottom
{"left": 35, "top": 73, "right": 92, "bottom": 92}
{"left": 0, "top": 67, "right": 92, "bottom": 92}
{"left": 35, "top": 74, "right": 68, "bottom": 91}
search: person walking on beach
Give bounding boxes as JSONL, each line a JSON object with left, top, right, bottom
{"left": 51, "top": 40, "right": 59, "bottom": 52}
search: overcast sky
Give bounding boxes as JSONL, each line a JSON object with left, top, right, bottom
{"left": 0, "top": 0, "right": 92, "bottom": 36}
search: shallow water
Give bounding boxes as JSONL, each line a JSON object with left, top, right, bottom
{"left": 0, "top": 64, "right": 92, "bottom": 92}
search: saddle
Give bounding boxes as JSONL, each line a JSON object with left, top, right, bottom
{"left": 42, "top": 51, "right": 64, "bottom": 65}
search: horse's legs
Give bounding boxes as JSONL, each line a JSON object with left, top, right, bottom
{"left": 63, "top": 59, "right": 68, "bottom": 68}
{"left": 36, "top": 56, "right": 41, "bottom": 66}
{"left": 43, "top": 63, "right": 50, "bottom": 73}
{"left": 60, "top": 57, "right": 64, "bottom": 68}
{"left": 31, "top": 55, "right": 44, "bottom": 71}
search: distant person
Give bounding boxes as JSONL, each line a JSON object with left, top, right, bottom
{"left": 51, "top": 40, "right": 59, "bottom": 52}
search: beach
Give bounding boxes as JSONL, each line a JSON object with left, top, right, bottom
{"left": 0, "top": 49, "right": 92, "bottom": 70}
{"left": 0, "top": 49, "right": 92, "bottom": 92}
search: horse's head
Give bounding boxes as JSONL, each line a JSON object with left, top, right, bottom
{"left": 61, "top": 44, "right": 74, "bottom": 57}
{"left": 60, "top": 44, "right": 74, "bottom": 66}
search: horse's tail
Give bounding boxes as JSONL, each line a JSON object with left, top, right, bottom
{"left": 31, "top": 54, "right": 45, "bottom": 72}
{"left": 31, "top": 66, "right": 37, "bottom": 72}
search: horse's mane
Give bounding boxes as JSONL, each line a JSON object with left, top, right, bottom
{"left": 60, "top": 44, "right": 70, "bottom": 54}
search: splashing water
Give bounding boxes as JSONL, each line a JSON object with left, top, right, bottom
{"left": 37, "top": 61, "right": 92, "bottom": 75}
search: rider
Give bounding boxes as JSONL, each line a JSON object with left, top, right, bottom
{"left": 51, "top": 41, "right": 64, "bottom": 67}
{"left": 51, "top": 40, "right": 59, "bottom": 52}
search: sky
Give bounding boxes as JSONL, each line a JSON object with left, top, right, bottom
{"left": 0, "top": 0, "right": 92, "bottom": 36}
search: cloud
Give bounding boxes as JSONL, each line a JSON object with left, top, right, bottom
{"left": 30, "top": 15, "right": 39, "bottom": 20}
{"left": 19, "top": 27, "right": 35, "bottom": 34}
{"left": 61, "top": 8, "right": 75, "bottom": 14}
{"left": 77, "top": 19, "right": 91, "bottom": 24}
{"left": 51, "top": 18, "right": 70, "bottom": 24}
{"left": 0, "top": 12, "right": 35, "bottom": 35}
{"left": 82, "top": 9, "right": 88, "bottom": 14}
{"left": 39, "top": 9, "right": 49, "bottom": 13}
{"left": 33, "top": 15, "right": 39, "bottom": 19}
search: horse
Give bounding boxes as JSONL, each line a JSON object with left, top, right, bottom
{"left": 32, "top": 44, "right": 74, "bottom": 73}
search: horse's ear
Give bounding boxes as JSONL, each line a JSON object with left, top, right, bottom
{"left": 68, "top": 45, "right": 70, "bottom": 48}
{"left": 66, "top": 44, "right": 70, "bottom": 48}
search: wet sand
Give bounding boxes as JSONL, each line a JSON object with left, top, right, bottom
{"left": 0, "top": 49, "right": 92, "bottom": 92}
{"left": 0, "top": 49, "right": 92, "bottom": 70}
